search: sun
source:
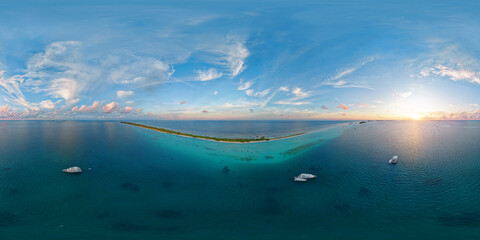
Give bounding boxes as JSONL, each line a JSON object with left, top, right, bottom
{"left": 409, "top": 112, "right": 422, "bottom": 120}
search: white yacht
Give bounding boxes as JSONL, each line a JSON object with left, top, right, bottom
{"left": 62, "top": 166, "right": 82, "bottom": 173}
{"left": 389, "top": 156, "right": 398, "bottom": 164}
{"left": 294, "top": 176, "right": 307, "bottom": 182}
{"left": 298, "top": 173, "right": 317, "bottom": 179}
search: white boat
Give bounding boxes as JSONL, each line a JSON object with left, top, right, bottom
{"left": 294, "top": 177, "right": 307, "bottom": 182}
{"left": 62, "top": 166, "right": 82, "bottom": 173}
{"left": 388, "top": 156, "right": 398, "bottom": 164}
{"left": 298, "top": 173, "right": 317, "bottom": 179}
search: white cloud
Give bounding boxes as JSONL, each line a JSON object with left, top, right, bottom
{"left": 431, "top": 64, "right": 480, "bottom": 84}
{"left": 195, "top": 68, "right": 223, "bottom": 81}
{"left": 117, "top": 90, "right": 134, "bottom": 98}
{"left": 213, "top": 91, "right": 218, "bottom": 95}
{"left": 1, "top": 104, "right": 10, "bottom": 113}
{"left": 39, "top": 100, "right": 56, "bottom": 109}
{"left": 399, "top": 91, "right": 412, "bottom": 98}
{"left": 238, "top": 80, "right": 254, "bottom": 90}
{"left": 292, "top": 87, "right": 310, "bottom": 98}
{"left": 278, "top": 86, "right": 289, "bottom": 92}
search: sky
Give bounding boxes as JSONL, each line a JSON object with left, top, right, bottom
{"left": 1, "top": 0, "right": 480, "bottom": 120}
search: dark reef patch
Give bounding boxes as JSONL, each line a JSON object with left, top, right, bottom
{"left": 281, "top": 140, "right": 322, "bottom": 156}
{"left": 437, "top": 212, "right": 480, "bottom": 227}
{"left": 121, "top": 183, "right": 140, "bottom": 192}
{"left": 425, "top": 178, "right": 442, "bottom": 186}
{"left": 257, "top": 197, "right": 282, "bottom": 216}
{"left": 265, "top": 155, "right": 274, "bottom": 159}
{"left": 156, "top": 209, "right": 183, "bottom": 219}
{"left": 334, "top": 203, "right": 351, "bottom": 213}
{"left": 2, "top": 168, "right": 11, "bottom": 171}
{"left": 6, "top": 188, "right": 19, "bottom": 195}
{"left": 0, "top": 210, "right": 16, "bottom": 226}
{"left": 240, "top": 156, "right": 255, "bottom": 162}
{"left": 96, "top": 211, "right": 112, "bottom": 219}
{"left": 112, "top": 222, "right": 150, "bottom": 231}
{"left": 112, "top": 221, "right": 181, "bottom": 232}
{"left": 357, "top": 187, "right": 371, "bottom": 198}
{"left": 161, "top": 181, "right": 175, "bottom": 188}
{"left": 222, "top": 166, "right": 231, "bottom": 174}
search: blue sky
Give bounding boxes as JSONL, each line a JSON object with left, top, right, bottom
{"left": 1, "top": 0, "right": 480, "bottom": 120}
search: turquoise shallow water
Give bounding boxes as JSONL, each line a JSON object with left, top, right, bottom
{"left": 0, "top": 120, "right": 479, "bottom": 239}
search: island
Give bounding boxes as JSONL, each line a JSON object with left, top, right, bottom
{"left": 120, "top": 122, "right": 306, "bottom": 143}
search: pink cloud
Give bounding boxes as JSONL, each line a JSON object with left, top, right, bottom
{"left": 72, "top": 101, "right": 99, "bottom": 112}
{"left": 180, "top": 100, "right": 187, "bottom": 105}
{"left": 1, "top": 104, "right": 9, "bottom": 113}
{"left": 202, "top": 110, "right": 208, "bottom": 113}
{"left": 122, "top": 106, "right": 134, "bottom": 113}
{"left": 359, "top": 103, "right": 368, "bottom": 108}
{"left": 321, "top": 105, "right": 328, "bottom": 110}
{"left": 337, "top": 103, "right": 349, "bottom": 110}
{"left": 136, "top": 108, "right": 143, "bottom": 113}
{"left": 102, "top": 102, "right": 119, "bottom": 113}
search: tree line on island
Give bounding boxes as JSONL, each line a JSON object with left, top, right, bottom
{"left": 120, "top": 122, "right": 305, "bottom": 143}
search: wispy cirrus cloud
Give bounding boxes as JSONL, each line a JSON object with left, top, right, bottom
{"left": 24, "top": 41, "right": 89, "bottom": 106}
{"left": 238, "top": 80, "right": 254, "bottom": 90}
{"left": 0, "top": 71, "right": 32, "bottom": 108}
{"left": 107, "top": 56, "right": 175, "bottom": 89}
{"left": 245, "top": 88, "right": 270, "bottom": 97}
{"left": 215, "top": 40, "right": 250, "bottom": 77}
{"left": 195, "top": 68, "right": 223, "bottom": 81}
{"left": 322, "top": 57, "right": 375, "bottom": 90}
{"left": 423, "top": 65, "right": 480, "bottom": 84}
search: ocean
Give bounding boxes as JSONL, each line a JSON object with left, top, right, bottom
{"left": 0, "top": 120, "right": 479, "bottom": 239}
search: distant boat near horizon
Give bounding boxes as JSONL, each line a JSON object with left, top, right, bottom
{"left": 62, "top": 166, "right": 82, "bottom": 173}
{"left": 389, "top": 155, "right": 398, "bottom": 164}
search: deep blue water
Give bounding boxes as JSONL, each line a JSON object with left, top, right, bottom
{"left": 0, "top": 120, "right": 479, "bottom": 239}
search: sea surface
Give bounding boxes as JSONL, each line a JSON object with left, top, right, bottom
{"left": 0, "top": 120, "right": 479, "bottom": 239}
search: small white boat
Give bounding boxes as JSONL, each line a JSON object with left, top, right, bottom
{"left": 294, "top": 177, "right": 307, "bottom": 182}
{"left": 388, "top": 156, "right": 398, "bottom": 164}
{"left": 298, "top": 173, "right": 317, "bottom": 179}
{"left": 62, "top": 166, "right": 82, "bottom": 173}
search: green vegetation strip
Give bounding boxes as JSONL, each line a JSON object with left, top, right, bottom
{"left": 120, "top": 122, "right": 305, "bottom": 143}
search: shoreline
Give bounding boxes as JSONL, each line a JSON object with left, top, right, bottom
{"left": 120, "top": 121, "right": 354, "bottom": 144}
{"left": 120, "top": 122, "right": 310, "bottom": 143}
